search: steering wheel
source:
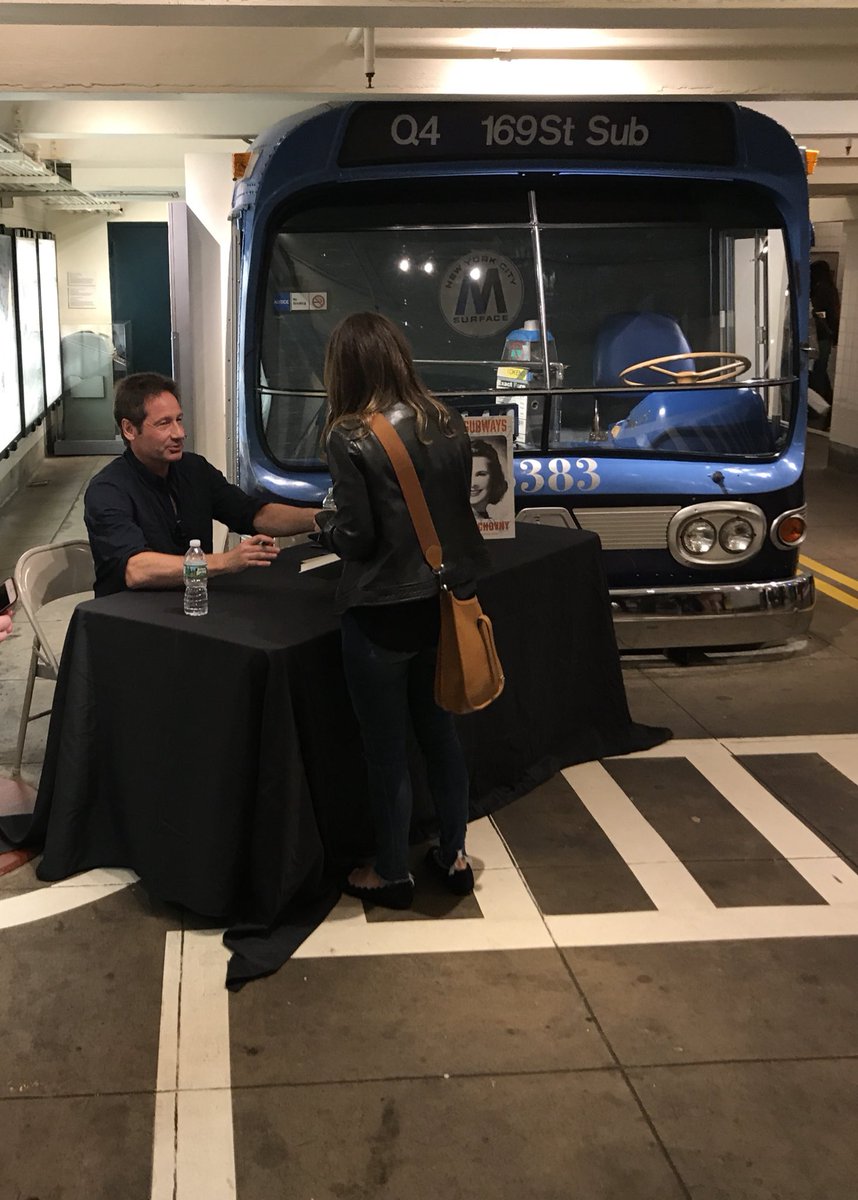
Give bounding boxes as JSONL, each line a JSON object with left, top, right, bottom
{"left": 619, "top": 351, "right": 751, "bottom": 388}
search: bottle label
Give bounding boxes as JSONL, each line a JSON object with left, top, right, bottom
{"left": 184, "top": 564, "right": 207, "bottom": 583}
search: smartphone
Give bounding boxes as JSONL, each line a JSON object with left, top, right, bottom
{"left": 0, "top": 578, "right": 17, "bottom": 614}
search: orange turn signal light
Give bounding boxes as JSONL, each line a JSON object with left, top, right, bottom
{"left": 776, "top": 514, "right": 807, "bottom": 545}
{"left": 800, "top": 147, "right": 819, "bottom": 175}
{"left": 232, "top": 152, "right": 251, "bottom": 181}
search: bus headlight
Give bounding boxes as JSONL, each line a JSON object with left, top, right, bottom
{"left": 668, "top": 501, "right": 767, "bottom": 567}
{"left": 679, "top": 518, "right": 717, "bottom": 556}
{"left": 719, "top": 516, "right": 756, "bottom": 554}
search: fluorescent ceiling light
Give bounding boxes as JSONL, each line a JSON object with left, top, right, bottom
{"left": 456, "top": 29, "right": 618, "bottom": 53}
{"left": 439, "top": 57, "right": 651, "bottom": 95}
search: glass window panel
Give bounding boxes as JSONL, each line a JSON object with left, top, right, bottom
{"left": 259, "top": 224, "right": 537, "bottom": 464}
{"left": 14, "top": 234, "right": 46, "bottom": 426}
{"left": 540, "top": 217, "right": 790, "bottom": 456}
{"left": 37, "top": 237, "right": 63, "bottom": 407}
{"left": 0, "top": 233, "right": 22, "bottom": 452}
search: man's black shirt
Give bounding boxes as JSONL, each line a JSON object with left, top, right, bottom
{"left": 84, "top": 448, "right": 264, "bottom": 596}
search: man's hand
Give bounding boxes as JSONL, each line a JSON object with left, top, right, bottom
{"left": 0, "top": 612, "right": 12, "bottom": 643}
{"left": 126, "top": 536, "right": 280, "bottom": 589}
{"left": 218, "top": 534, "right": 279, "bottom": 574}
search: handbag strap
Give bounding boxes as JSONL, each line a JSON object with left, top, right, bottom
{"left": 368, "top": 412, "right": 443, "bottom": 574}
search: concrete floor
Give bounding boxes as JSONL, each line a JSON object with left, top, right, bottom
{"left": 2, "top": 429, "right": 858, "bottom": 1199}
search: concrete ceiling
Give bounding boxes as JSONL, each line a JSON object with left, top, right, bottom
{"left": 2, "top": 0, "right": 858, "bottom": 207}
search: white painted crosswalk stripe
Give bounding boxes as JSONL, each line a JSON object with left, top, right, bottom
{"left": 151, "top": 930, "right": 237, "bottom": 1200}
{"left": 561, "top": 760, "right": 716, "bottom": 911}
{"left": 293, "top": 735, "right": 858, "bottom": 959}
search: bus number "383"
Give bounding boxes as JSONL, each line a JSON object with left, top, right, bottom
{"left": 518, "top": 458, "right": 601, "bottom": 494}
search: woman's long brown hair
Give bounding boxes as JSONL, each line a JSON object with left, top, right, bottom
{"left": 322, "top": 312, "right": 454, "bottom": 446}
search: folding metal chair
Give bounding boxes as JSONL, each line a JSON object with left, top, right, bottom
{"left": 11, "top": 539, "right": 94, "bottom": 777}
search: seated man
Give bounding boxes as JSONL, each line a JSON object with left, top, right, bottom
{"left": 85, "top": 372, "right": 320, "bottom": 597}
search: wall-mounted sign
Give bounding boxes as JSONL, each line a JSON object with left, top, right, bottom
{"left": 67, "top": 271, "right": 96, "bottom": 310}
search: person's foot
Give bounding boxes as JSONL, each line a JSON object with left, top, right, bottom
{"left": 425, "top": 846, "right": 475, "bottom": 896}
{"left": 342, "top": 866, "right": 414, "bottom": 910}
{"left": 347, "top": 865, "right": 387, "bottom": 890}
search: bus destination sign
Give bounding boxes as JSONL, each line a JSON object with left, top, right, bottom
{"left": 338, "top": 102, "right": 736, "bottom": 169}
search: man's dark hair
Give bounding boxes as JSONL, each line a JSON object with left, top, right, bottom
{"left": 114, "top": 372, "right": 180, "bottom": 444}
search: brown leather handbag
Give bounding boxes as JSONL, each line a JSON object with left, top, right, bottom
{"left": 369, "top": 413, "right": 505, "bottom": 715}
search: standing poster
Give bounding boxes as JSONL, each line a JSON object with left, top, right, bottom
{"left": 0, "top": 231, "right": 22, "bottom": 454}
{"left": 463, "top": 411, "right": 515, "bottom": 538}
{"left": 13, "top": 230, "right": 46, "bottom": 427}
{"left": 37, "top": 235, "right": 63, "bottom": 407}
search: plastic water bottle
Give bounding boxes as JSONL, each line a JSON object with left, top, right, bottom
{"left": 183, "top": 539, "right": 208, "bottom": 616}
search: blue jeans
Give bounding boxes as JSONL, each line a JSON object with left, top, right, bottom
{"left": 341, "top": 610, "right": 470, "bottom": 882}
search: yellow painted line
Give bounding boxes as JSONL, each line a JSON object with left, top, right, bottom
{"left": 800, "top": 554, "right": 858, "bottom": 595}
{"left": 814, "top": 577, "right": 858, "bottom": 612}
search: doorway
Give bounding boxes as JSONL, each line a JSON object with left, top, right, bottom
{"left": 108, "top": 222, "right": 172, "bottom": 376}
{"left": 53, "top": 221, "right": 173, "bottom": 454}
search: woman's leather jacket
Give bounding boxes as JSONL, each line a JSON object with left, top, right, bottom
{"left": 314, "top": 402, "right": 489, "bottom": 612}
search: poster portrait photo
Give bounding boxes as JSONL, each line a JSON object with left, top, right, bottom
{"left": 463, "top": 413, "right": 515, "bottom": 538}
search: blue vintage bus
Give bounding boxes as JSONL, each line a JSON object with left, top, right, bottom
{"left": 228, "top": 99, "right": 815, "bottom": 649}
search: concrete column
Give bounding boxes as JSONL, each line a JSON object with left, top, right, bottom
{"left": 173, "top": 152, "right": 237, "bottom": 476}
{"left": 829, "top": 220, "right": 858, "bottom": 472}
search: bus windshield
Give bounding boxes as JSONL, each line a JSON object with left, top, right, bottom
{"left": 256, "top": 175, "right": 793, "bottom": 466}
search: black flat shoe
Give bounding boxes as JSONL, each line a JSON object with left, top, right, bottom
{"left": 425, "top": 846, "right": 474, "bottom": 896}
{"left": 342, "top": 877, "right": 414, "bottom": 910}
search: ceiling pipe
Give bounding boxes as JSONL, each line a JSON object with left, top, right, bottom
{"left": 346, "top": 27, "right": 375, "bottom": 88}
{"left": 364, "top": 27, "right": 375, "bottom": 88}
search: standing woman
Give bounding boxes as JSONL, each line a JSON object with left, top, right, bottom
{"left": 810, "top": 259, "right": 841, "bottom": 407}
{"left": 313, "top": 312, "right": 489, "bottom": 910}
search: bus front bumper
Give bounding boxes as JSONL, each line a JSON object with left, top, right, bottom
{"left": 610, "top": 571, "right": 815, "bottom": 650}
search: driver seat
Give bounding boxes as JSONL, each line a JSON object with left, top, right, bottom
{"left": 593, "top": 311, "right": 774, "bottom": 454}
{"left": 593, "top": 312, "right": 696, "bottom": 429}
{"left": 593, "top": 311, "right": 695, "bottom": 389}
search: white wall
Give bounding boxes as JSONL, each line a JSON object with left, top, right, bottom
{"left": 178, "top": 152, "right": 237, "bottom": 475}
{"left": 0, "top": 423, "right": 44, "bottom": 502}
{"left": 52, "top": 201, "right": 168, "bottom": 336}
{"left": 51, "top": 212, "right": 112, "bottom": 331}
{"left": 0, "top": 194, "right": 48, "bottom": 230}
{"left": 812, "top": 222, "right": 845, "bottom": 271}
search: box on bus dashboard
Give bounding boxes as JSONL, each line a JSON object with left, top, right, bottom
{"left": 228, "top": 99, "right": 815, "bottom": 651}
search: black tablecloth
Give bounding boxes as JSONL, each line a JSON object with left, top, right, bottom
{"left": 2, "top": 525, "right": 669, "bottom": 985}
